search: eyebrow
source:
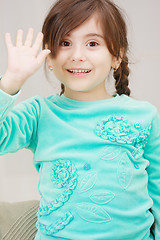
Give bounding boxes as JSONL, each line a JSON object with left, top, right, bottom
{"left": 66, "top": 33, "right": 104, "bottom": 39}
{"left": 85, "top": 33, "right": 104, "bottom": 39}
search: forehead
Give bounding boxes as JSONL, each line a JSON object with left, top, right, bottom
{"left": 67, "top": 14, "right": 103, "bottom": 38}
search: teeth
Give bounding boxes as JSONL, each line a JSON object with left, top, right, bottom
{"left": 68, "top": 69, "right": 90, "bottom": 73}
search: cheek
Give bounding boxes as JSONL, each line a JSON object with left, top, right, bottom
{"left": 52, "top": 56, "right": 68, "bottom": 81}
{"left": 52, "top": 52, "right": 67, "bottom": 66}
{"left": 104, "top": 54, "right": 113, "bottom": 68}
{"left": 52, "top": 60, "right": 64, "bottom": 74}
{"left": 95, "top": 56, "right": 112, "bottom": 71}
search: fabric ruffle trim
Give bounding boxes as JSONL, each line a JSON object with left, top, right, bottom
{"left": 95, "top": 115, "right": 151, "bottom": 149}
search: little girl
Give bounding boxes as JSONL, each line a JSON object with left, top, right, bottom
{"left": 0, "top": 0, "right": 160, "bottom": 239}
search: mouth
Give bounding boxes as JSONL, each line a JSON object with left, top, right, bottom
{"left": 67, "top": 69, "right": 91, "bottom": 76}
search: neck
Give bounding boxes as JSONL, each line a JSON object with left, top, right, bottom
{"left": 63, "top": 83, "right": 113, "bottom": 101}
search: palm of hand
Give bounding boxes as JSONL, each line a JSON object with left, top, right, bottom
{"left": 5, "top": 28, "right": 50, "bottom": 80}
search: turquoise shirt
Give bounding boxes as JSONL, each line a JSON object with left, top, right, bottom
{"left": 0, "top": 89, "right": 160, "bottom": 240}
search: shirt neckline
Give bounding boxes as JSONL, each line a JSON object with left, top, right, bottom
{"left": 56, "top": 93, "right": 123, "bottom": 107}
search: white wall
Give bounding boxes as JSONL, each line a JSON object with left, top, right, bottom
{"left": 0, "top": 0, "right": 160, "bottom": 202}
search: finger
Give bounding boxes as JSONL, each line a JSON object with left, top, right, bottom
{"left": 24, "top": 28, "right": 34, "bottom": 47}
{"left": 32, "top": 32, "right": 43, "bottom": 55}
{"left": 37, "top": 49, "right": 51, "bottom": 66}
{"left": 16, "top": 29, "right": 23, "bottom": 47}
{"left": 5, "top": 33, "right": 13, "bottom": 48}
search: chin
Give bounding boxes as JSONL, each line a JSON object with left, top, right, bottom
{"left": 64, "top": 83, "right": 92, "bottom": 92}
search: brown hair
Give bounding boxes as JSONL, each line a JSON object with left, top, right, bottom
{"left": 42, "top": 0, "right": 130, "bottom": 96}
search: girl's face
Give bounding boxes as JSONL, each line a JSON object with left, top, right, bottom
{"left": 47, "top": 14, "right": 120, "bottom": 101}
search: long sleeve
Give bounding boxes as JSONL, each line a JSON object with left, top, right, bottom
{"left": 0, "top": 89, "right": 40, "bottom": 155}
{"left": 144, "top": 108, "right": 160, "bottom": 239}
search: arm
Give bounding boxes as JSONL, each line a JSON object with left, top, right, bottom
{"left": 144, "top": 108, "right": 160, "bottom": 240}
{"left": 0, "top": 29, "right": 50, "bottom": 154}
{"left": 0, "top": 88, "right": 40, "bottom": 154}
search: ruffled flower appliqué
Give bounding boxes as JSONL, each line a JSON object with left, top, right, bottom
{"left": 38, "top": 160, "right": 77, "bottom": 217}
{"left": 37, "top": 211, "right": 73, "bottom": 236}
{"left": 37, "top": 160, "right": 77, "bottom": 235}
{"left": 51, "top": 159, "right": 77, "bottom": 189}
{"left": 95, "top": 115, "right": 151, "bottom": 148}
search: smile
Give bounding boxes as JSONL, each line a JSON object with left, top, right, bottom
{"left": 67, "top": 69, "right": 91, "bottom": 74}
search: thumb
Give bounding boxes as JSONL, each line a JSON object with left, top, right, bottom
{"left": 37, "top": 49, "right": 51, "bottom": 66}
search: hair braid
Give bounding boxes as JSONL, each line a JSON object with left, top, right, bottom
{"left": 114, "top": 55, "right": 130, "bottom": 96}
{"left": 60, "top": 83, "right": 65, "bottom": 96}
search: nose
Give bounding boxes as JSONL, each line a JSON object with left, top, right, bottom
{"left": 70, "top": 45, "right": 86, "bottom": 62}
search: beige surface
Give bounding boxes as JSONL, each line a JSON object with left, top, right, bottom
{"left": 0, "top": 200, "right": 39, "bottom": 240}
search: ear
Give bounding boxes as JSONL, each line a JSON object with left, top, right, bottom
{"left": 111, "top": 48, "right": 124, "bottom": 70}
{"left": 112, "top": 57, "right": 122, "bottom": 70}
{"left": 45, "top": 44, "right": 53, "bottom": 65}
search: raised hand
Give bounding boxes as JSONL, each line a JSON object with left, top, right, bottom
{"left": 1, "top": 28, "right": 51, "bottom": 95}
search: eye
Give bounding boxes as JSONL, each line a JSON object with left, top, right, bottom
{"left": 60, "top": 41, "right": 71, "bottom": 47}
{"left": 87, "top": 41, "right": 99, "bottom": 47}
